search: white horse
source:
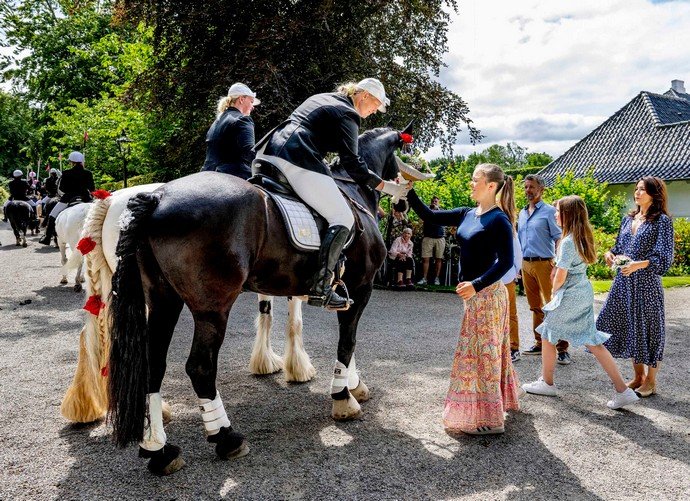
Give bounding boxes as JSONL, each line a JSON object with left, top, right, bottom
{"left": 61, "top": 184, "right": 315, "bottom": 423}
{"left": 55, "top": 203, "right": 91, "bottom": 292}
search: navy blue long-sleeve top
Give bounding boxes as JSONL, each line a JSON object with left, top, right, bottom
{"left": 408, "top": 189, "right": 513, "bottom": 292}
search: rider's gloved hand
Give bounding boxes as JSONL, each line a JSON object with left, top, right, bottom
{"left": 379, "top": 180, "right": 411, "bottom": 202}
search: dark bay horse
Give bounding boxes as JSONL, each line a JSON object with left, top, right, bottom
{"left": 109, "top": 127, "right": 407, "bottom": 475}
{"left": 6, "top": 201, "right": 32, "bottom": 247}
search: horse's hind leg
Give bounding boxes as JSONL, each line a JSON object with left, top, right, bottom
{"left": 284, "top": 297, "right": 316, "bottom": 383}
{"left": 74, "top": 257, "right": 84, "bottom": 292}
{"left": 59, "top": 241, "right": 68, "bottom": 284}
{"left": 187, "top": 303, "right": 249, "bottom": 461}
{"left": 249, "top": 295, "right": 283, "bottom": 375}
{"left": 138, "top": 274, "right": 185, "bottom": 476}
{"left": 331, "top": 284, "right": 374, "bottom": 420}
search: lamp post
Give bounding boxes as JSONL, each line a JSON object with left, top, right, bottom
{"left": 115, "top": 131, "right": 133, "bottom": 188}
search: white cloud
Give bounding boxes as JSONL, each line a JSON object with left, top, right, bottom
{"left": 434, "top": 0, "right": 690, "bottom": 159}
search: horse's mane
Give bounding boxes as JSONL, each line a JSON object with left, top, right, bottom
{"left": 330, "top": 127, "right": 400, "bottom": 216}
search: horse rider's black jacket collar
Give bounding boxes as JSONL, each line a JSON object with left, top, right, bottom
{"left": 201, "top": 107, "right": 256, "bottom": 180}
{"left": 58, "top": 165, "right": 95, "bottom": 203}
{"left": 255, "top": 92, "right": 383, "bottom": 190}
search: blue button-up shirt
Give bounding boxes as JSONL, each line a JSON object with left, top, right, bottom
{"left": 517, "top": 201, "right": 562, "bottom": 259}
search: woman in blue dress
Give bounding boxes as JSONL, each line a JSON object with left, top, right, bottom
{"left": 597, "top": 177, "right": 674, "bottom": 397}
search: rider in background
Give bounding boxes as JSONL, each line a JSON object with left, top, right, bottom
{"left": 3, "top": 169, "right": 35, "bottom": 222}
{"left": 39, "top": 151, "right": 94, "bottom": 245}
{"left": 254, "top": 78, "right": 408, "bottom": 311}
{"left": 201, "top": 82, "right": 259, "bottom": 180}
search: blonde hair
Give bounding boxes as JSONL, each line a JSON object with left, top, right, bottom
{"left": 557, "top": 195, "right": 597, "bottom": 264}
{"left": 337, "top": 82, "right": 362, "bottom": 98}
{"left": 475, "top": 163, "right": 515, "bottom": 228}
{"left": 216, "top": 95, "right": 242, "bottom": 117}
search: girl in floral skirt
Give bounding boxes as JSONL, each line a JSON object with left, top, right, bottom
{"left": 522, "top": 196, "right": 639, "bottom": 409}
{"left": 408, "top": 163, "right": 520, "bottom": 435}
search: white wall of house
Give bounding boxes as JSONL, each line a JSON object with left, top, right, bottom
{"left": 607, "top": 180, "right": 690, "bottom": 219}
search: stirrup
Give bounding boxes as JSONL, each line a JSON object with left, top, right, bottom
{"left": 324, "top": 280, "right": 353, "bottom": 311}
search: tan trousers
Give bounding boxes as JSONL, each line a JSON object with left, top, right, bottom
{"left": 522, "top": 259, "right": 569, "bottom": 352}
{"left": 505, "top": 281, "right": 520, "bottom": 351}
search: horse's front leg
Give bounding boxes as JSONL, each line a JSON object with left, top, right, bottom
{"left": 284, "top": 297, "right": 316, "bottom": 382}
{"left": 249, "top": 294, "right": 283, "bottom": 375}
{"left": 331, "top": 283, "right": 373, "bottom": 420}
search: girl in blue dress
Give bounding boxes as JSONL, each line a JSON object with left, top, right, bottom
{"left": 523, "top": 195, "right": 639, "bottom": 409}
{"left": 597, "top": 177, "right": 674, "bottom": 398}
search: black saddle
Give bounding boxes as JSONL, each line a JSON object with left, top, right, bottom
{"left": 248, "top": 160, "right": 296, "bottom": 198}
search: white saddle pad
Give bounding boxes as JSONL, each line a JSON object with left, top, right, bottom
{"left": 271, "top": 194, "right": 321, "bottom": 251}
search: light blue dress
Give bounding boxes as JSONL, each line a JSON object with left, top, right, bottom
{"left": 536, "top": 235, "right": 610, "bottom": 346}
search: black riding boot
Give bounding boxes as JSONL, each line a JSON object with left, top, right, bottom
{"left": 308, "top": 225, "right": 353, "bottom": 311}
{"left": 39, "top": 216, "right": 56, "bottom": 245}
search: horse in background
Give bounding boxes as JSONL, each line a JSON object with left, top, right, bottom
{"left": 55, "top": 203, "right": 92, "bottom": 292}
{"left": 5, "top": 200, "right": 32, "bottom": 247}
{"left": 108, "top": 126, "right": 409, "bottom": 475}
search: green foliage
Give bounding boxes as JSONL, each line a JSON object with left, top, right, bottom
{"left": 543, "top": 170, "right": 626, "bottom": 234}
{"left": 0, "top": 177, "right": 9, "bottom": 204}
{"left": 588, "top": 228, "right": 616, "bottom": 279}
{"left": 98, "top": 172, "right": 156, "bottom": 191}
{"left": 669, "top": 218, "right": 690, "bottom": 276}
{"left": 0, "top": 91, "right": 38, "bottom": 176}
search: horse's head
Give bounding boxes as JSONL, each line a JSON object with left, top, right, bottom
{"left": 358, "top": 120, "right": 415, "bottom": 183}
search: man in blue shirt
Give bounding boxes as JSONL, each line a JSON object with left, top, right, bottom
{"left": 517, "top": 175, "right": 571, "bottom": 364}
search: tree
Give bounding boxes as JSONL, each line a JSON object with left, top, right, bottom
{"left": 0, "top": 91, "right": 37, "bottom": 176}
{"left": 117, "top": 0, "right": 481, "bottom": 176}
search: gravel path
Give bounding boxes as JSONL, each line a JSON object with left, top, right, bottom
{"left": 1, "top": 222, "right": 689, "bottom": 500}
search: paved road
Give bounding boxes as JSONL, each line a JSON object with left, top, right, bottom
{"left": 1, "top": 222, "right": 689, "bottom": 500}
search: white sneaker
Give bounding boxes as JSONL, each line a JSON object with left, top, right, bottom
{"left": 522, "top": 377, "right": 558, "bottom": 396}
{"left": 434, "top": 278, "right": 441, "bottom": 286}
{"left": 417, "top": 278, "right": 427, "bottom": 285}
{"left": 607, "top": 388, "right": 640, "bottom": 410}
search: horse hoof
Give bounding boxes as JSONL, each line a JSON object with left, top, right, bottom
{"left": 209, "top": 427, "right": 250, "bottom": 460}
{"left": 331, "top": 395, "right": 363, "bottom": 421}
{"left": 73, "top": 283, "right": 82, "bottom": 292}
{"left": 60, "top": 278, "right": 68, "bottom": 285}
{"left": 285, "top": 362, "right": 316, "bottom": 383}
{"left": 22, "top": 241, "right": 27, "bottom": 248}
{"left": 140, "top": 444, "right": 185, "bottom": 476}
{"left": 349, "top": 381, "right": 370, "bottom": 403}
{"left": 161, "top": 401, "right": 172, "bottom": 425}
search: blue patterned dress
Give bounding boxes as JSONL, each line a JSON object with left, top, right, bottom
{"left": 536, "top": 235, "right": 610, "bottom": 346}
{"left": 597, "top": 214, "right": 674, "bottom": 367}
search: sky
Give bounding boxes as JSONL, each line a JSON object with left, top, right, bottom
{"left": 430, "top": 0, "right": 690, "bottom": 160}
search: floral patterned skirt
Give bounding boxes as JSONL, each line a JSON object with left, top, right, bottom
{"left": 443, "top": 281, "right": 520, "bottom": 432}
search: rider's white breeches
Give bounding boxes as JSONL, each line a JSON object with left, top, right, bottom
{"left": 271, "top": 163, "right": 354, "bottom": 230}
{"left": 49, "top": 201, "right": 68, "bottom": 219}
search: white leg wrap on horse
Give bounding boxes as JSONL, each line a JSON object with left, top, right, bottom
{"left": 330, "top": 361, "right": 350, "bottom": 394}
{"left": 140, "top": 392, "right": 166, "bottom": 452}
{"left": 199, "top": 391, "right": 231, "bottom": 436}
{"left": 347, "top": 355, "right": 360, "bottom": 390}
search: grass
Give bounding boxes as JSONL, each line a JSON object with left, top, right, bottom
{"left": 591, "top": 276, "right": 690, "bottom": 294}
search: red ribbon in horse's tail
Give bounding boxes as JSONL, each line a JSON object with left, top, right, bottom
{"left": 83, "top": 295, "right": 106, "bottom": 316}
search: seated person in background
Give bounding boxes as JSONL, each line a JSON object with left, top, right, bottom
{"left": 389, "top": 227, "right": 415, "bottom": 289}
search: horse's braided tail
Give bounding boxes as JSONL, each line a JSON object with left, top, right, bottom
{"left": 61, "top": 195, "right": 112, "bottom": 423}
{"left": 108, "top": 192, "right": 160, "bottom": 447}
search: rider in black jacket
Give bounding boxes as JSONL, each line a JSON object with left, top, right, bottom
{"left": 39, "top": 151, "right": 94, "bottom": 245}
{"left": 3, "top": 170, "right": 34, "bottom": 222}
{"left": 254, "top": 78, "right": 408, "bottom": 311}
{"left": 201, "top": 82, "right": 259, "bottom": 179}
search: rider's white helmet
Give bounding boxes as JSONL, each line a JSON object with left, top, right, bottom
{"left": 68, "top": 151, "right": 85, "bottom": 163}
{"left": 355, "top": 78, "right": 390, "bottom": 113}
{"left": 13, "top": 169, "right": 23, "bottom": 178}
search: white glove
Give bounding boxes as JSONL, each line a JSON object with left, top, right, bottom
{"left": 379, "top": 179, "right": 411, "bottom": 203}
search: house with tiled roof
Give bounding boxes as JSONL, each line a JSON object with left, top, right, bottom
{"left": 539, "top": 80, "right": 690, "bottom": 218}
